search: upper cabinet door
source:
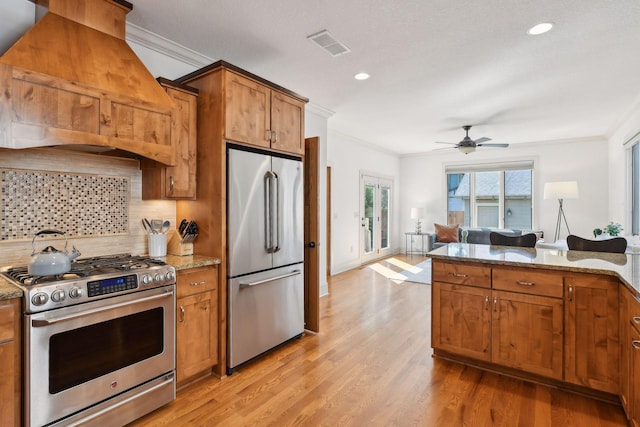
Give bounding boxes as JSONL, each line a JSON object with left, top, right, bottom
{"left": 271, "top": 91, "right": 304, "bottom": 155}
{"left": 224, "top": 71, "right": 271, "bottom": 149}
{"left": 164, "top": 86, "right": 197, "bottom": 199}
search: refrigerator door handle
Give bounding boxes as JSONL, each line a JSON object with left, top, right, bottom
{"left": 239, "top": 269, "right": 301, "bottom": 288}
{"left": 264, "top": 171, "right": 276, "bottom": 253}
{"left": 272, "top": 172, "right": 280, "bottom": 253}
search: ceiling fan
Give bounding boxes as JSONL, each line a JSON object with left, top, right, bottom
{"left": 436, "top": 125, "right": 509, "bottom": 154}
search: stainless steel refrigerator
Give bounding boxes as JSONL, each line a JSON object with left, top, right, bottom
{"left": 227, "top": 144, "right": 304, "bottom": 373}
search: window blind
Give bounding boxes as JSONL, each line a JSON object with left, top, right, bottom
{"left": 445, "top": 160, "right": 534, "bottom": 174}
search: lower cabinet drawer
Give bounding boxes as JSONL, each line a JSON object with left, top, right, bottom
{"left": 176, "top": 266, "right": 218, "bottom": 298}
{"left": 432, "top": 260, "right": 491, "bottom": 288}
{"left": 492, "top": 267, "right": 563, "bottom": 298}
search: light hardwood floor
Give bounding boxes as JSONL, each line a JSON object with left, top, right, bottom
{"left": 130, "top": 254, "right": 628, "bottom": 427}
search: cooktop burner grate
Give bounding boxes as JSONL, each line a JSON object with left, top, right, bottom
{"left": 3, "top": 254, "right": 167, "bottom": 286}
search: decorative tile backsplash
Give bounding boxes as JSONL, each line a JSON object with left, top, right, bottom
{"left": 1, "top": 169, "right": 129, "bottom": 241}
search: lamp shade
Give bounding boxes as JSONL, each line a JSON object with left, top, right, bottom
{"left": 410, "top": 207, "right": 425, "bottom": 219}
{"left": 543, "top": 181, "right": 579, "bottom": 200}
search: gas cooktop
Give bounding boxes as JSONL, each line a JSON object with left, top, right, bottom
{"left": 1, "top": 254, "right": 175, "bottom": 313}
{"left": 4, "top": 254, "right": 168, "bottom": 286}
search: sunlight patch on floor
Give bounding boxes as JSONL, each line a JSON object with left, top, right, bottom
{"left": 384, "top": 257, "right": 422, "bottom": 274}
{"left": 367, "top": 262, "right": 406, "bottom": 284}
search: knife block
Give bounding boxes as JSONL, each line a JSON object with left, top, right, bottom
{"left": 167, "top": 233, "right": 193, "bottom": 256}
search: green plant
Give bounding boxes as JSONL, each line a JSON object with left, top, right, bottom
{"left": 593, "top": 222, "right": 623, "bottom": 238}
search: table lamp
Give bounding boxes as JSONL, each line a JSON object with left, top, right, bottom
{"left": 410, "top": 207, "right": 425, "bottom": 234}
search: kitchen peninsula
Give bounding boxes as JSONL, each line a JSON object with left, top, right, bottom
{"left": 429, "top": 243, "right": 640, "bottom": 424}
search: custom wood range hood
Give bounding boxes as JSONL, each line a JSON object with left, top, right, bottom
{"left": 0, "top": 0, "right": 177, "bottom": 165}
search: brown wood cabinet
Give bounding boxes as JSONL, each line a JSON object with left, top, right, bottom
{"left": 632, "top": 325, "right": 640, "bottom": 427}
{"left": 176, "top": 266, "right": 218, "bottom": 388}
{"left": 224, "top": 70, "right": 305, "bottom": 155}
{"left": 432, "top": 282, "right": 491, "bottom": 361}
{"left": 620, "top": 286, "right": 631, "bottom": 415}
{"left": 564, "top": 273, "right": 619, "bottom": 394}
{"left": 432, "top": 259, "right": 640, "bottom": 394}
{"left": 621, "top": 286, "right": 640, "bottom": 426}
{"left": 432, "top": 261, "right": 564, "bottom": 380}
{"left": 142, "top": 79, "right": 198, "bottom": 200}
{"left": 0, "top": 299, "right": 20, "bottom": 427}
{"left": 492, "top": 290, "right": 563, "bottom": 379}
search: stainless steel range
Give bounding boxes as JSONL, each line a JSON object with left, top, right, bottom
{"left": 2, "top": 254, "right": 176, "bottom": 427}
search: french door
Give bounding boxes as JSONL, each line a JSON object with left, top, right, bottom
{"left": 360, "top": 174, "right": 392, "bottom": 263}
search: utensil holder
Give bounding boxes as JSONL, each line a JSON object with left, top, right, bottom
{"left": 168, "top": 233, "right": 193, "bottom": 256}
{"left": 148, "top": 233, "right": 167, "bottom": 257}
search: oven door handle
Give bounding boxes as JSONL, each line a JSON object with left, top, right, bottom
{"left": 31, "top": 291, "right": 174, "bottom": 327}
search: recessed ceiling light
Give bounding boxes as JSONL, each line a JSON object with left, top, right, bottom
{"left": 527, "top": 22, "right": 553, "bottom": 35}
{"left": 354, "top": 72, "right": 370, "bottom": 80}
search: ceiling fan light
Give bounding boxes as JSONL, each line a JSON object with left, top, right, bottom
{"left": 458, "top": 146, "right": 475, "bottom": 155}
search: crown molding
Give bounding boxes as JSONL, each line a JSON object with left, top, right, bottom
{"left": 328, "top": 129, "right": 400, "bottom": 157}
{"left": 125, "top": 22, "right": 213, "bottom": 68}
{"left": 306, "top": 102, "right": 334, "bottom": 119}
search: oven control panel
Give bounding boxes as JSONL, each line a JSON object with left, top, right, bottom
{"left": 21, "top": 266, "right": 176, "bottom": 313}
{"left": 87, "top": 274, "right": 138, "bottom": 297}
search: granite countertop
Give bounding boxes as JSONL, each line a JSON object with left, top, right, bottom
{"left": 0, "top": 276, "right": 24, "bottom": 301}
{"left": 163, "top": 254, "right": 221, "bottom": 271}
{"left": 428, "top": 243, "right": 640, "bottom": 298}
{"left": 0, "top": 255, "right": 221, "bottom": 300}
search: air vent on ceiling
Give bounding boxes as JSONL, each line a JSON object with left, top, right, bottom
{"left": 307, "top": 30, "right": 351, "bottom": 57}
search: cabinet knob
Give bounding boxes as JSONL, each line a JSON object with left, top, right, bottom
{"left": 179, "top": 306, "right": 185, "bottom": 323}
{"left": 170, "top": 175, "right": 174, "bottom": 191}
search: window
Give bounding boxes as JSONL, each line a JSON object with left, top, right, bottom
{"left": 446, "top": 161, "right": 533, "bottom": 229}
{"left": 628, "top": 136, "right": 640, "bottom": 234}
{"left": 361, "top": 174, "right": 393, "bottom": 262}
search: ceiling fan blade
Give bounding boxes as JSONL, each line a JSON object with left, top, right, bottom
{"left": 433, "top": 146, "right": 456, "bottom": 151}
{"left": 473, "top": 137, "right": 491, "bottom": 144}
{"left": 477, "top": 143, "right": 509, "bottom": 148}
{"left": 435, "top": 141, "right": 458, "bottom": 145}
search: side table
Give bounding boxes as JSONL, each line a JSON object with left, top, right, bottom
{"left": 405, "top": 232, "right": 432, "bottom": 255}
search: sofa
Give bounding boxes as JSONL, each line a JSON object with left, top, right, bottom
{"left": 431, "top": 226, "right": 542, "bottom": 250}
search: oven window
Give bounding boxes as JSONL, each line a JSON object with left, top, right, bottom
{"left": 49, "top": 308, "right": 164, "bottom": 394}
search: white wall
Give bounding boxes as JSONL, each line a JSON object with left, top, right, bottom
{"left": 608, "top": 100, "right": 640, "bottom": 232}
{"left": 0, "top": 0, "right": 34, "bottom": 54}
{"left": 399, "top": 138, "right": 609, "bottom": 242}
{"left": 327, "top": 130, "right": 401, "bottom": 274}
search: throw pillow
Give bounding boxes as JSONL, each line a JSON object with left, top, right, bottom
{"left": 435, "top": 223, "right": 459, "bottom": 243}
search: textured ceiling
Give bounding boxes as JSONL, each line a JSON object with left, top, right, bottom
{"left": 7, "top": 0, "right": 640, "bottom": 155}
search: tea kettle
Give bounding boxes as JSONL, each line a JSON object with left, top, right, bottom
{"left": 28, "top": 230, "right": 81, "bottom": 276}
